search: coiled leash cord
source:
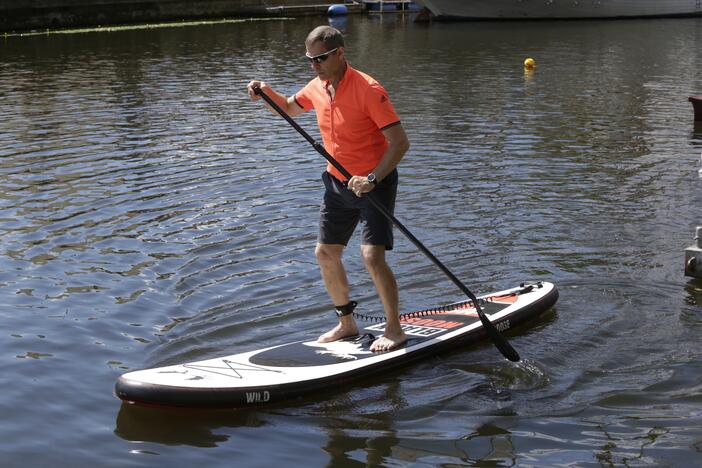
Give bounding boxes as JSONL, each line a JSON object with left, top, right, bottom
{"left": 336, "top": 283, "right": 542, "bottom": 323}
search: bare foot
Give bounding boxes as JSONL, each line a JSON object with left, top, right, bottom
{"left": 370, "top": 329, "right": 407, "bottom": 352}
{"left": 317, "top": 320, "right": 359, "bottom": 343}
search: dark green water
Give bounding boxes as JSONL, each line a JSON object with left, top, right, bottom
{"left": 1, "top": 14, "right": 702, "bottom": 467}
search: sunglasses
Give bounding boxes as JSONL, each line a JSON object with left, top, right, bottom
{"left": 305, "top": 48, "right": 339, "bottom": 64}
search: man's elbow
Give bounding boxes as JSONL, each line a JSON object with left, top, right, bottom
{"left": 385, "top": 125, "right": 410, "bottom": 155}
{"left": 400, "top": 136, "right": 410, "bottom": 155}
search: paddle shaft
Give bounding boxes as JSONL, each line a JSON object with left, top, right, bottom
{"left": 253, "top": 86, "right": 519, "bottom": 362}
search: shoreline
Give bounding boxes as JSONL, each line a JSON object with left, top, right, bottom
{"left": 2, "top": 17, "right": 294, "bottom": 38}
{"left": 0, "top": 0, "right": 366, "bottom": 34}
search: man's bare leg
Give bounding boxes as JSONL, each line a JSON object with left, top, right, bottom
{"left": 361, "top": 244, "right": 406, "bottom": 352}
{"left": 316, "top": 243, "right": 359, "bottom": 342}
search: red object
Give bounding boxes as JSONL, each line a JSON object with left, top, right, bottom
{"left": 690, "top": 96, "right": 702, "bottom": 121}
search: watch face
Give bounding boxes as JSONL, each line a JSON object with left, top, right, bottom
{"left": 367, "top": 173, "right": 376, "bottom": 183}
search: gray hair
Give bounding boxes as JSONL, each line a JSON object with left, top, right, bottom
{"left": 305, "top": 26, "right": 345, "bottom": 50}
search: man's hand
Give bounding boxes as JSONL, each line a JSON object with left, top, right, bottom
{"left": 348, "top": 175, "right": 375, "bottom": 197}
{"left": 246, "top": 80, "right": 269, "bottom": 101}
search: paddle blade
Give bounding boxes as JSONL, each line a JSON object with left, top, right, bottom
{"left": 478, "top": 312, "right": 520, "bottom": 362}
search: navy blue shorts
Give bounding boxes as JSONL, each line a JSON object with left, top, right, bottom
{"left": 318, "top": 169, "right": 398, "bottom": 250}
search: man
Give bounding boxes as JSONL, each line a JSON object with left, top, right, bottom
{"left": 247, "top": 25, "right": 409, "bottom": 352}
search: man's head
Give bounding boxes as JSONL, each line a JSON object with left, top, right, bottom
{"left": 305, "top": 26, "right": 346, "bottom": 82}
{"left": 305, "top": 25, "right": 344, "bottom": 51}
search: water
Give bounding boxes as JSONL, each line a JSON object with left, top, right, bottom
{"left": 2, "top": 14, "right": 702, "bottom": 467}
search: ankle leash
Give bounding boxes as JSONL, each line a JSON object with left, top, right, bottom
{"left": 334, "top": 301, "right": 358, "bottom": 318}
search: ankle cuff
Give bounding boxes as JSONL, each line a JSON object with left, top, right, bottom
{"left": 334, "top": 301, "right": 357, "bottom": 318}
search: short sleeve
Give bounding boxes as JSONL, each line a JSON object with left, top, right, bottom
{"left": 365, "top": 83, "right": 401, "bottom": 131}
{"left": 294, "top": 80, "right": 316, "bottom": 112}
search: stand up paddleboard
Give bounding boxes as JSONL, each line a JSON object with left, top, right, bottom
{"left": 115, "top": 281, "right": 557, "bottom": 408}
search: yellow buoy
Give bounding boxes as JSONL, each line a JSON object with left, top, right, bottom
{"left": 524, "top": 57, "right": 536, "bottom": 70}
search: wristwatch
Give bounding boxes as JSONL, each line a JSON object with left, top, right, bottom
{"left": 367, "top": 172, "right": 378, "bottom": 186}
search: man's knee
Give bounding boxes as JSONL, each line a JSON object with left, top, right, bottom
{"left": 361, "top": 245, "right": 387, "bottom": 270}
{"left": 316, "top": 243, "right": 343, "bottom": 265}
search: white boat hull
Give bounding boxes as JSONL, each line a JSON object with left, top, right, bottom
{"left": 414, "top": 0, "right": 702, "bottom": 19}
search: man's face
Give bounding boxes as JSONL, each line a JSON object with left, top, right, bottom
{"left": 306, "top": 41, "right": 343, "bottom": 81}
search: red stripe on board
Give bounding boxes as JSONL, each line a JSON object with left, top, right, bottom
{"left": 488, "top": 294, "right": 518, "bottom": 304}
{"left": 400, "top": 317, "right": 463, "bottom": 329}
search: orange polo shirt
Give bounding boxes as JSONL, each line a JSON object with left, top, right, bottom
{"left": 294, "top": 65, "right": 401, "bottom": 181}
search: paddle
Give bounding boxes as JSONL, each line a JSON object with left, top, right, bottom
{"left": 253, "top": 86, "right": 520, "bottom": 362}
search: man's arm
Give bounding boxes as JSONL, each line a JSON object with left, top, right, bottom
{"left": 374, "top": 123, "right": 410, "bottom": 181}
{"left": 246, "top": 80, "right": 304, "bottom": 117}
{"left": 349, "top": 123, "right": 410, "bottom": 197}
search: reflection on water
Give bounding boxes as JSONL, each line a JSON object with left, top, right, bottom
{"left": 1, "top": 13, "right": 702, "bottom": 467}
{"left": 115, "top": 404, "right": 258, "bottom": 448}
